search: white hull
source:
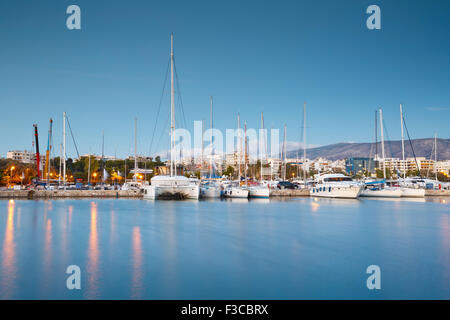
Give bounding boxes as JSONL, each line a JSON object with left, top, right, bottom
{"left": 248, "top": 186, "right": 270, "bottom": 198}
{"left": 143, "top": 185, "right": 200, "bottom": 200}
{"left": 401, "top": 187, "right": 425, "bottom": 198}
{"left": 222, "top": 187, "right": 249, "bottom": 198}
{"left": 311, "top": 185, "right": 362, "bottom": 199}
{"left": 360, "top": 187, "right": 403, "bottom": 198}
{"left": 200, "top": 187, "right": 221, "bottom": 198}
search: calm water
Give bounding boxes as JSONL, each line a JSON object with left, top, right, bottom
{"left": 0, "top": 197, "right": 449, "bottom": 300}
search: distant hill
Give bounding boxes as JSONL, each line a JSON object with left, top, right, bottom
{"left": 287, "top": 138, "right": 450, "bottom": 161}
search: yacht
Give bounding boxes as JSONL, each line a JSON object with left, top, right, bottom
{"left": 248, "top": 184, "right": 270, "bottom": 198}
{"left": 143, "top": 33, "right": 199, "bottom": 200}
{"left": 360, "top": 180, "right": 402, "bottom": 198}
{"left": 310, "top": 174, "right": 363, "bottom": 199}
{"left": 222, "top": 181, "right": 249, "bottom": 198}
{"left": 200, "top": 180, "right": 221, "bottom": 198}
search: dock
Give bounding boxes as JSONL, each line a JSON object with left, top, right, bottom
{"left": 425, "top": 189, "right": 450, "bottom": 196}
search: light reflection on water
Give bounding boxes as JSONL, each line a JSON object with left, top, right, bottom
{"left": 0, "top": 197, "right": 448, "bottom": 300}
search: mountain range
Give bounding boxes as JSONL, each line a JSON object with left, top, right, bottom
{"left": 287, "top": 138, "right": 450, "bottom": 161}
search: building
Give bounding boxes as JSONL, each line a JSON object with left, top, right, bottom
{"left": 345, "top": 157, "right": 376, "bottom": 175}
{"left": 7, "top": 150, "right": 39, "bottom": 164}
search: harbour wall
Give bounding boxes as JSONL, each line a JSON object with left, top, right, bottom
{"left": 270, "top": 189, "right": 310, "bottom": 197}
{"left": 0, "top": 190, "right": 143, "bottom": 199}
{"left": 425, "top": 189, "right": 450, "bottom": 196}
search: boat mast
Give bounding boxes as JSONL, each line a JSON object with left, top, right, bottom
{"left": 58, "top": 143, "right": 62, "bottom": 186}
{"left": 260, "top": 112, "right": 264, "bottom": 182}
{"left": 63, "top": 111, "right": 66, "bottom": 188}
{"left": 379, "top": 108, "right": 386, "bottom": 179}
{"left": 283, "top": 124, "right": 287, "bottom": 181}
{"left": 244, "top": 121, "right": 248, "bottom": 186}
{"left": 303, "top": 102, "right": 307, "bottom": 184}
{"left": 134, "top": 117, "right": 137, "bottom": 181}
{"left": 238, "top": 113, "right": 241, "bottom": 181}
{"left": 170, "top": 33, "right": 175, "bottom": 177}
{"left": 87, "top": 147, "right": 91, "bottom": 185}
{"left": 434, "top": 133, "right": 438, "bottom": 181}
{"left": 210, "top": 96, "right": 213, "bottom": 179}
{"left": 400, "top": 104, "right": 405, "bottom": 179}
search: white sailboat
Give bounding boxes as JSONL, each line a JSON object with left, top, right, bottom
{"left": 200, "top": 96, "right": 221, "bottom": 198}
{"left": 249, "top": 112, "right": 270, "bottom": 199}
{"left": 361, "top": 108, "right": 402, "bottom": 198}
{"left": 398, "top": 104, "right": 425, "bottom": 198}
{"left": 223, "top": 113, "right": 249, "bottom": 198}
{"left": 143, "top": 34, "right": 200, "bottom": 200}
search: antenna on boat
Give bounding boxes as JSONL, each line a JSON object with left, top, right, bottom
{"left": 400, "top": 104, "right": 406, "bottom": 179}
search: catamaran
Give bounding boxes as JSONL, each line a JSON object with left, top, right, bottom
{"left": 143, "top": 34, "right": 200, "bottom": 200}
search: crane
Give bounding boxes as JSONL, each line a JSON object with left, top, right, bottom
{"left": 44, "top": 118, "right": 53, "bottom": 183}
{"left": 33, "top": 124, "right": 41, "bottom": 180}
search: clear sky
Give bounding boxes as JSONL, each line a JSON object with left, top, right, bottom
{"left": 1, "top": 0, "right": 449, "bottom": 159}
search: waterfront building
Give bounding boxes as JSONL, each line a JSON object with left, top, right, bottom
{"left": 7, "top": 150, "right": 36, "bottom": 164}
{"left": 345, "top": 157, "right": 376, "bottom": 175}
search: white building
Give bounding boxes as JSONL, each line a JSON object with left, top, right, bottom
{"left": 7, "top": 150, "right": 36, "bottom": 164}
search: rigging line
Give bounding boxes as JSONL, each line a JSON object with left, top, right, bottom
{"left": 173, "top": 56, "right": 187, "bottom": 129}
{"left": 402, "top": 115, "right": 421, "bottom": 178}
{"left": 149, "top": 57, "right": 171, "bottom": 156}
{"left": 154, "top": 111, "right": 171, "bottom": 159}
{"left": 66, "top": 115, "right": 80, "bottom": 159}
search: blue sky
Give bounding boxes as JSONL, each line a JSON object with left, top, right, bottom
{"left": 0, "top": 0, "right": 449, "bottom": 159}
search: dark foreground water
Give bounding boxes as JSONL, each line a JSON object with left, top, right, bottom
{"left": 0, "top": 197, "right": 449, "bottom": 299}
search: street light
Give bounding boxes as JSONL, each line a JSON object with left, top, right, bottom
{"left": 10, "top": 166, "right": 15, "bottom": 186}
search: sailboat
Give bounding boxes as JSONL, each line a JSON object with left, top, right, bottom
{"left": 143, "top": 34, "right": 200, "bottom": 200}
{"left": 223, "top": 113, "right": 249, "bottom": 198}
{"left": 248, "top": 112, "right": 270, "bottom": 198}
{"left": 361, "top": 108, "right": 402, "bottom": 198}
{"left": 398, "top": 104, "right": 425, "bottom": 198}
{"left": 200, "top": 96, "right": 221, "bottom": 198}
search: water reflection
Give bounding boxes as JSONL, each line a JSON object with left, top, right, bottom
{"left": 131, "top": 226, "right": 143, "bottom": 299}
{"left": 0, "top": 200, "right": 16, "bottom": 298}
{"left": 85, "top": 201, "right": 99, "bottom": 299}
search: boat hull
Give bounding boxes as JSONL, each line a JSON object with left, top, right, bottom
{"left": 360, "top": 187, "right": 403, "bottom": 198}
{"left": 143, "top": 185, "right": 200, "bottom": 200}
{"left": 401, "top": 187, "right": 425, "bottom": 198}
{"left": 200, "top": 187, "right": 221, "bottom": 198}
{"left": 222, "top": 187, "right": 249, "bottom": 198}
{"left": 248, "top": 186, "right": 270, "bottom": 198}
{"left": 311, "top": 185, "right": 362, "bottom": 199}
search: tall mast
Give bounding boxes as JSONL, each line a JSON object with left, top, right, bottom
{"left": 303, "top": 102, "right": 307, "bottom": 183}
{"left": 58, "top": 143, "right": 62, "bottom": 186}
{"left": 283, "top": 124, "right": 287, "bottom": 181}
{"left": 210, "top": 96, "right": 213, "bottom": 179}
{"left": 379, "top": 108, "right": 386, "bottom": 179}
{"left": 87, "top": 148, "right": 91, "bottom": 185}
{"left": 237, "top": 113, "right": 241, "bottom": 181}
{"left": 101, "top": 130, "right": 104, "bottom": 182}
{"left": 434, "top": 133, "right": 438, "bottom": 181}
{"left": 134, "top": 117, "right": 137, "bottom": 181}
{"left": 260, "top": 112, "right": 264, "bottom": 181}
{"left": 375, "top": 110, "right": 378, "bottom": 160}
{"left": 244, "top": 121, "right": 248, "bottom": 186}
{"left": 400, "top": 104, "right": 405, "bottom": 178}
{"left": 201, "top": 120, "right": 203, "bottom": 173}
{"left": 170, "top": 33, "right": 175, "bottom": 177}
{"left": 63, "top": 111, "right": 66, "bottom": 188}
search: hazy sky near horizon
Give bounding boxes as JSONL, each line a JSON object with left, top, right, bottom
{"left": 1, "top": 0, "right": 449, "bottom": 159}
